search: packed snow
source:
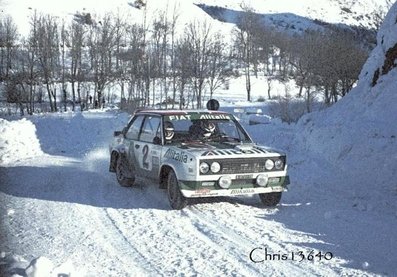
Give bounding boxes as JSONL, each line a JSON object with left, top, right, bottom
{"left": 1, "top": 0, "right": 397, "bottom": 276}
{"left": 3, "top": 107, "right": 393, "bottom": 277}
{"left": 0, "top": 118, "right": 44, "bottom": 164}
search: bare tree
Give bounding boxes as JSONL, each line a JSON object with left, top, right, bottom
{"left": 185, "top": 20, "right": 212, "bottom": 108}
{"left": 122, "top": 23, "right": 146, "bottom": 106}
{"left": 87, "top": 14, "right": 116, "bottom": 108}
{"left": 169, "top": 4, "right": 180, "bottom": 108}
{"left": 66, "top": 21, "right": 86, "bottom": 110}
{"left": 60, "top": 20, "right": 68, "bottom": 111}
{"left": 151, "top": 11, "right": 170, "bottom": 107}
{"left": 0, "top": 16, "right": 18, "bottom": 82}
{"left": 233, "top": 6, "right": 262, "bottom": 101}
{"left": 315, "top": 30, "right": 368, "bottom": 103}
{"left": 112, "top": 13, "right": 127, "bottom": 106}
{"left": 288, "top": 31, "right": 321, "bottom": 98}
{"left": 32, "top": 14, "right": 60, "bottom": 112}
{"left": 174, "top": 38, "right": 192, "bottom": 109}
{"left": 207, "top": 34, "right": 234, "bottom": 99}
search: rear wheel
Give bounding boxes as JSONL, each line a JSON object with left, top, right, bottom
{"left": 115, "top": 155, "right": 135, "bottom": 187}
{"left": 259, "top": 192, "right": 282, "bottom": 207}
{"left": 167, "top": 170, "right": 188, "bottom": 210}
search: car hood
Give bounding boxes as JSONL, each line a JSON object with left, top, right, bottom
{"left": 171, "top": 141, "right": 284, "bottom": 158}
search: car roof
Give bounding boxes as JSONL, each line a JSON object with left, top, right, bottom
{"left": 135, "top": 109, "right": 231, "bottom": 116}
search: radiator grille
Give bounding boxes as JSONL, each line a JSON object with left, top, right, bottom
{"left": 200, "top": 157, "right": 286, "bottom": 175}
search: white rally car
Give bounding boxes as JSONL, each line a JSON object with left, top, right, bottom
{"left": 109, "top": 105, "right": 289, "bottom": 209}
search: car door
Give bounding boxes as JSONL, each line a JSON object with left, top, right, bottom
{"left": 124, "top": 115, "right": 145, "bottom": 174}
{"left": 133, "top": 115, "right": 162, "bottom": 180}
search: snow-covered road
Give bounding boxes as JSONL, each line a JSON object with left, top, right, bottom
{"left": 1, "top": 110, "right": 393, "bottom": 276}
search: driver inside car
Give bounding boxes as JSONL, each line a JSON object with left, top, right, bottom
{"left": 164, "top": 121, "right": 175, "bottom": 143}
{"left": 189, "top": 120, "right": 216, "bottom": 140}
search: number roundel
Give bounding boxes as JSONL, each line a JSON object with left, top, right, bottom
{"left": 142, "top": 144, "right": 149, "bottom": 169}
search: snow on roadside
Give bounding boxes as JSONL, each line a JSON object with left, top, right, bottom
{"left": 0, "top": 118, "right": 44, "bottom": 165}
{"left": 290, "top": 1, "right": 397, "bottom": 215}
{"left": 238, "top": 3, "right": 397, "bottom": 274}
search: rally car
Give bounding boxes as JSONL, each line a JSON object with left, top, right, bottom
{"left": 109, "top": 103, "right": 289, "bottom": 209}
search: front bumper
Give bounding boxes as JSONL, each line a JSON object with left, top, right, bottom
{"left": 179, "top": 175, "right": 290, "bottom": 198}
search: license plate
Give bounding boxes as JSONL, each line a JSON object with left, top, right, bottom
{"left": 235, "top": 174, "right": 253, "bottom": 179}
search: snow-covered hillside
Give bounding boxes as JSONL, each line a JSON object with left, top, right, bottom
{"left": 291, "top": 0, "right": 397, "bottom": 215}
{"left": 1, "top": 0, "right": 235, "bottom": 37}
{"left": 197, "top": 0, "right": 389, "bottom": 29}
{"left": 0, "top": 0, "right": 390, "bottom": 38}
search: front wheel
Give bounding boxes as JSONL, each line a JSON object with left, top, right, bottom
{"left": 259, "top": 192, "right": 282, "bottom": 207}
{"left": 115, "top": 155, "right": 135, "bottom": 187}
{"left": 167, "top": 170, "right": 188, "bottom": 210}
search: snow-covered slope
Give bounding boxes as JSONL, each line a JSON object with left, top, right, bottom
{"left": 0, "top": 0, "right": 390, "bottom": 38}
{"left": 0, "top": 0, "right": 234, "bottom": 37}
{"left": 197, "top": 0, "right": 389, "bottom": 30}
{"left": 292, "top": 0, "right": 397, "bottom": 214}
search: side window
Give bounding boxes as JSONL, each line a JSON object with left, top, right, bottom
{"left": 139, "top": 116, "right": 161, "bottom": 143}
{"left": 125, "top": 115, "right": 144, "bottom": 140}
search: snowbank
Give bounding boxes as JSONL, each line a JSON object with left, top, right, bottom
{"left": 292, "top": 2, "right": 397, "bottom": 212}
{"left": 0, "top": 253, "right": 79, "bottom": 277}
{"left": 0, "top": 118, "right": 44, "bottom": 165}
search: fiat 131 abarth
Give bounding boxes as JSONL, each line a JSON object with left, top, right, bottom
{"left": 109, "top": 103, "right": 289, "bottom": 209}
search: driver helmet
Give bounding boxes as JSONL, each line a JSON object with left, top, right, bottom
{"left": 164, "top": 121, "right": 174, "bottom": 140}
{"left": 201, "top": 121, "right": 216, "bottom": 137}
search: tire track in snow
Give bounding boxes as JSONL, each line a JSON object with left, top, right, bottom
{"left": 101, "top": 183, "right": 260, "bottom": 275}
{"left": 186, "top": 203, "right": 368, "bottom": 277}
{"left": 67, "top": 205, "right": 153, "bottom": 276}
{"left": 187, "top": 204, "right": 322, "bottom": 276}
{"left": 101, "top": 207, "right": 164, "bottom": 276}
{"left": 180, "top": 208, "right": 267, "bottom": 276}
{"left": 104, "top": 208, "right": 203, "bottom": 276}
{"left": 104, "top": 205, "right": 267, "bottom": 276}
{"left": 185, "top": 204, "right": 302, "bottom": 276}
{"left": 99, "top": 179, "right": 349, "bottom": 276}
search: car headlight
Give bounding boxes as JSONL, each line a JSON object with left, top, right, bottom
{"left": 199, "top": 162, "right": 210, "bottom": 174}
{"left": 274, "top": 159, "right": 284, "bottom": 170}
{"left": 256, "top": 174, "right": 268, "bottom": 187}
{"left": 265, "top": 159, "right": 274, "bottom": 170}
{"left": 219, "top": 176, "right": 232, "bottom": 189}
{"left": 210, "top": 162, "right": 221, "bottom": 173}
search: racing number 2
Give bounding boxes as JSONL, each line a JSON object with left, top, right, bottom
{"left": 142, "top": 145, "right": 149, "bottom": 169}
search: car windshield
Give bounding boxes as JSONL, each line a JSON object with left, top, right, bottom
{"left": 163, "top": 113, "right": 252, "bottom": 144}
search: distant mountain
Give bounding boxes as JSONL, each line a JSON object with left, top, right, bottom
{"left": 196, "top": 0, "right": 390, "bottom": 30}
{"left": 0, "top": 0, "right": 390, "bottom": 38}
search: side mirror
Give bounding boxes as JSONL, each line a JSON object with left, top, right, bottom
{"left": 114, "top": 127, "right": 127, "bottom": 137}
{"left": 114, "top": 130, "right": 122, "bottom": 137}
{"left": 153, "top": 136, "right": 162, "bottom": 145}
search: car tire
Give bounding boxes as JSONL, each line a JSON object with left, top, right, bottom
{"left": 259, "top": 192, "right": 282, "bottom": 207}
{"left": 116, "top": 155, "right": 135, "bottom": 187}
{"left": 167, "top": 170, "right": 188, "bottom": 210}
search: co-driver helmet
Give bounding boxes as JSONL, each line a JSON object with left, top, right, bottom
{"left": 164, "top": 121, "right": 174, "bottom": 140}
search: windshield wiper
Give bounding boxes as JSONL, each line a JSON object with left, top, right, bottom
{"left": 210, "top": 133, "right": 241, "bottom": 142}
